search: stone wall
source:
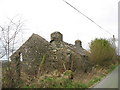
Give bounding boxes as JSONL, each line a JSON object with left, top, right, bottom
{"left": 2, "top": 32, "right": 92, "bottom": 88}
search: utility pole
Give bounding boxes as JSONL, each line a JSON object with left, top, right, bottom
{"left": 118, "top": 1, "right": 120, "bottom": 56}
{"left": 112, "top": 35, "right": 116, "bottom": 48}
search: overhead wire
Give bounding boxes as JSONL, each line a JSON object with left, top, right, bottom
{"left": 62, "top": 0, "right": 113, "bottom": 36}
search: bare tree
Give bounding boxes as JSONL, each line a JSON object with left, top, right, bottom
{"left": 0, "top": 16, "right": 24, "bottom": 61}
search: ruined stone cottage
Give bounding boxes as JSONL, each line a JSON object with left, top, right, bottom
{"left": 5, "top": 31, "right": 91, "bottom": 85}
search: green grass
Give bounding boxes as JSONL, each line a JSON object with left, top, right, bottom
{"left": 108, "top": 64, "right": 118, "bottom": 73}
{"left": 37, "top": 76, "right": 88, "bottom": 88}
{"left": 23, "top": 85, "right": 36, "bottom": 88}
{"left": 86, "top": 76, "right": 103, "bottom": 87}
{"left": 40, "top": 76, "right": 99, "bottom": 88}
{"left": 66, "top": 82, "right": 88, "bottom": 88}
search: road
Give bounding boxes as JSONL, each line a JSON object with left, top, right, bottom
{"left": 93, "top": 66, "right": 119, "bottom": 88}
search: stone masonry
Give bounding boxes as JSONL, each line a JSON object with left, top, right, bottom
{"left": 2, "top": 31, "right": 92, "bottom": 87}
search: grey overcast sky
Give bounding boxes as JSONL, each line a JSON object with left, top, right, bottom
{"left": 0, "top": 0, "right": 119, "bottom": 49}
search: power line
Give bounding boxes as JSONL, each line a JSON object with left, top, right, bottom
{"left": 62, "top": 0, "right": 112, "bottom": 36}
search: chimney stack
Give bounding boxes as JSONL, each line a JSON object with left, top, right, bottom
{"left": 75, "top": 40, "right": 82, "bottom": 49}
{"left": 51, "top": 31, "right": 63, "bottom": 42}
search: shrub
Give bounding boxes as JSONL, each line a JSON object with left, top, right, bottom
{"left": 89, "top": 38, "right": 116, "bottom": 66}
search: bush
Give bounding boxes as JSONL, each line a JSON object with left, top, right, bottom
{"left": 89, "top": 38, "right": 116, "bottom": 66}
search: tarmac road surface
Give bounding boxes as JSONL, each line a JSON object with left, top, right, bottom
{"left": 93, "top": 66, "right": 119, "bottom": 88}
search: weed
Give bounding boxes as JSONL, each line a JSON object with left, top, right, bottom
{"left": 108, "top": 64, "right": 118, "bottom": 73}
{"left": 41, "top": 55, "right": 45, "bottom": 65}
